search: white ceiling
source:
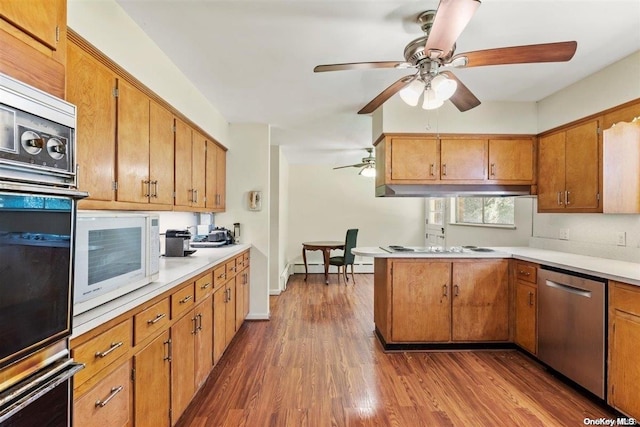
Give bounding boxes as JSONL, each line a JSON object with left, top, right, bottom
{"left": 115, "top": 0, "right": 640, "bottom": 165}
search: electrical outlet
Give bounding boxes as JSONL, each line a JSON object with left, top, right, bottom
{"left": 616, "top": 231, "right": 627, "bottom": 246}
{"left": 559, "top": 229, "right": 570, "bottom": 240}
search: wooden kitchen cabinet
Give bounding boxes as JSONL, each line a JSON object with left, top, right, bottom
{"left": 488, "top": 138, "right": 534, "bottom": 182}
{"left": 0, "top": 0, "right": 66, "bottom": 97}
{"left": 67, "top": 40, "right": 117, "bottom": 203}
{"left": 225, "top": 278, "right": 237, "bottom": 348}
{"left": 212, "top": 283, "right": 227, "bottom": 365}
{"left": 386, "top": 136, "right": 439, "bottom": 182}
{"left": 379, "top": 258, "right": 509, "bottom": 344}
{"left": 235, "top": 252, "right": 251, "bottom": 330}
{"left": 513, "top": 261, "right": 538, "bottom": 354}
{"left": 608, "top": 281, "right": 640, "bottom": 420}
{"left": 134, "top": 329, "right": 171, "bottom": 427}
{"left": 205, "top": 141, "right": 226, "bottom": 211}
{"left": 391, "top": 261, "right": 451, "bottom": 342}
{"left": 170, "top": 311, "right": 195, "bottom": 425}
{"left": 440, "top": 138, "right": 487, "bottom": 181}
{"left": 74, "top": 358, "right": 133, "bottom": 427}
{"left": 174, "top": 120, "right": 206, "bottom": 209}
{"left": 538, "top": 119, "right": 601, "bottom": 212}
{"left": 194, "top": 296, "right": 213, "bottom": 389}
{"left": 452, "top": 260, "right": 509, "bottom": 341}
{"left": 603, "top": 120, "right": 640, "bottom": 213}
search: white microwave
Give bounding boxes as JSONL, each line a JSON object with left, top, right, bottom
{"left": 74, "top": 212, "right": 160, "bottom": 314}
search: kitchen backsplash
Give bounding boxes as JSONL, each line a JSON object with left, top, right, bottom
{"left": 530, "top": 199, "right": 640, "bottom": 263}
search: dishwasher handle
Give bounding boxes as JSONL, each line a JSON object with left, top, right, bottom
{"left": 544, "top": 280, "right": 592, "bottom": 298}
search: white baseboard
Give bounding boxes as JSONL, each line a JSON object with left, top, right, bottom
{"left": 291, "top": 262, "right": 374, "bottom": 274}
{"left": 245, "top": 312, "right": 270, "bottom": 320}
{"left": 269, "top": 289, "right": 282, "bottom": 296}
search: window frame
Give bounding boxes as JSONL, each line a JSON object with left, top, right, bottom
{"left": 452, "top": 196, "right": 516, "bottom": 229}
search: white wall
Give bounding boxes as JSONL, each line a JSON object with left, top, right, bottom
{"left": 269, "top": 146, "right": 290, "bottom": 295}
{"left": 286, "top": 165, "right": 424, "bottom": 269}
{"left": 537, "top": 51, "right": 640, "bottom": 132}
{"left": 216, "top": 124, "right": 270, "bottom": 319}
{"left": 67, "top": 0, "right": 229, "bottom": 144}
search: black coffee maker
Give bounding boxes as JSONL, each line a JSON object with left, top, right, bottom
{"left": 165, "top": 229, "right": 196, "bottom": 256}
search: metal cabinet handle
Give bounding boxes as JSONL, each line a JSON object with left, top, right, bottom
{"left": 95, "top": 341, "right": 123, "bottom": 358}
{"left": 179, "top": 295, "right": 193, "bottom": 304}
{"left": 163, "top": 338, "right": 172, "bottom": 362}
{"left": 228, "top": 288, "right": 232, "bottom": 302}
{"left": 193, "top": 189, "right": 199, "bottom": 203}
{"left": 143, "top": 180, "right": 151, "bottom": 197}
{"left": 200, "top": 282, "right": 211, "bottom": 290}
{"left": 147, "top": 313, "right": 166, "bottom": 325}
{"left": 490, "top": 163, "right": 496, "bottom": 176}
{"left": 442, "top": 164, "right": 447, "bottom": 176}
{"left": 197, "top": 313, "right": 203, "bottom": 331}
{"left": 430, "top": 164, "right": 435, "bottom": 176}
{"left": 95, "top": 385, "right": 124, "bottom": 408}
{"left": 528, "top": 291, "right": 534, "bottom": 306}
{"left": 557, "top": 191, "right": 563, "bottom": 205}
{"left": 518, "top": 270, "right": 531, "bottom": 276}
{"left": 454, "top": 284, "right": 459, "bottom": 296}
{"left": 151, "top": 180, "right": 158, "bottom": 198}
{"left": 565, "top": 190, "right": 571, "bottom": 205}
{"left": 192, "top": 316, "right": 198, "bottom": 335}
{"left": 217, "top": 273, "right": 226, "bottom": 279}
{"left": 442, "top": 284, "right": 448, "bottom": 297}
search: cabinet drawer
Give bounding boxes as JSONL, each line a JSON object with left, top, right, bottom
{"left": 611, "top": 281, "right": 640, "bottom": 317}
{"left": 195, "top": 272, "right": 213, "bottom": 301}
{"left": 515, "top": 262, "right": 537, "bottom": 284}
{"left": 134, "top": 298, "right": 170, "bottom": 345}
{"left": 74, "top": 358, "right": 132, "bottom": 427}
{"left": 213, "top": 264, "right": 226, "bottom": 289}
{"left": 235, "top": 254, "right": 245, "bottom": 270}
{"left": 243, "top": 251, "right": 250, "bottom": 266}
{"left": 172, "top": 283, "right": 195, "bottom": 319}
{"left": 73, "top": 319, "right": 132, "bottom": 387}
{"left": 226, "top": 259, "right": 238, "bottom": 280}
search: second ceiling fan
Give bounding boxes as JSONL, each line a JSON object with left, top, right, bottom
{"left": 314, "top": 0, "right": 577, "bottom": 114}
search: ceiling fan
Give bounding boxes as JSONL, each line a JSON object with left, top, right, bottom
{"left": 314, "top": 0, "right": 578, "bottom": 114}
{"left": 333, "top": 148, "right": 376, "bottom": 177}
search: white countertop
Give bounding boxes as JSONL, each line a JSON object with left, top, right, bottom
{"left": 72, "top": 243, "right": 251, "bottom": 338}
{"left": 352, "top": 246, "right": 640, "bottom": 287}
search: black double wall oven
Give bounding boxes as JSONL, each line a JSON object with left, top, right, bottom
{"left": 0, "top": 72, "right": 86, "bottom": 426}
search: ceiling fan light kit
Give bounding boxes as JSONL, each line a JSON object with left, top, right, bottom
{"left": 314, "top": 0, "right": 578, "bottom": 115}
{"left": 333, "top": 148, "right": 376, "bottom": 177}
{"left": 359, "top": 164, "right": 376, "bottom": 177}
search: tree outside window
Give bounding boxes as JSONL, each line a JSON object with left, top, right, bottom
{"left": 456, "top": 197, "right": 515, "bottom": 225}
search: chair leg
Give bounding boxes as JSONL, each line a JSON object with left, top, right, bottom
{"left": 336, "top": 265, "right": 341, "bottom": 284}
{"left": 350, "top": 264, "right": 356, "bottom": 284}
{"left": 343, "top": 265, "right": 348, "bottom": 284}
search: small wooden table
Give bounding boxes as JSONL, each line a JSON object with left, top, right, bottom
{"left": 302, "top": 241, "right": 344, "bottom": 284}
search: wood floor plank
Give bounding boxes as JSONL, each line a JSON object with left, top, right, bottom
{"left": 176, "top": 274, "right": 614, "bottom": 426}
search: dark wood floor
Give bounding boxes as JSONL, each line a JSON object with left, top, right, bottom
{"left": 176, "top": 273, "right": 614, "bottom": 426}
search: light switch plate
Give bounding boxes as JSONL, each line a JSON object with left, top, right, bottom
{"left": 616, "top": 231, "right": 626, "bottom": 246}
{"left": 559, "top": 229, "right": 570, "bottom": 240}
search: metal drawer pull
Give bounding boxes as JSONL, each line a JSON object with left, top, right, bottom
{"left": 143, "top": 180, "right": 151, "bottom": 197}
{"left": 217, "top": 273, "right": 225, "bottom": 279}
{"left": 557, "top": 191, "right": 563, "bottom": 205}
{"left": 179, "top": 295, "right": 193, "bottom": 304}
{"left": 430, "top": 163, "right": 435, "bottom": 176}
{"left": 151, "top": 180, "right": 158, "bottom": 198}
{"left": 200, "top": 282, "right": 211, "bottom": 290}
{"left": 442, "top": 164, "right": 447, "bottom": 176}
{"left": 454, "top": 284, "right": 459, "bottom": 296}
{"left": 442, "top": 284, "right": 448, "bottom": 297}
{"left": 95, "top": 385, "right": 124, "bottom": 408}
{"left": 528, "top": 291, "right": 534, "bottom": 306}
{"left": 147, "top": 313, "right": 166, "bottom": 325}
{"left": 490, "top": 163, "right": 496, "bottom": 176}
{"left": 519, "top": 270, "right": 531, "bottom": 276}
{"left": 95, "top": 341, "right": 123, "bottom": 358}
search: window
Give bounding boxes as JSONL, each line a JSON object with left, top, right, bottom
{"left": 455, "top": 197, "right": 515, "bottom": 226}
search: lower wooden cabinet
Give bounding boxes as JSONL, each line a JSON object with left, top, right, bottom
{"left": 74, "top": 359, "right": 133, "bottom": 427}
{"left": 514, "top": 281, "right": 537, "bottom": 354}
{"left": 608, "top": 281, "right": 640, "bottom": 419}
{"left": 133, "top": 330, "right": 171, "bottom": 427}
{"left": 170, "top": 312, "right": 195, "bottom": 425}
{"left": 382, "top": 259, "right": 509, "bottom": 344}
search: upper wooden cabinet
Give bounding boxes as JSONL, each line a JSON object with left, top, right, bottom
{"left": 66, "top": 41, "right": 117, "bottom": 203}
{"left": 538, "top": 119, "right": 601, "bottom": 212}
{"left": 205, "top": 141, "right": 226, "bottom": 211}
{"left": 375, "top": 134, "right": 535, "bottom": 188}
{"left": 175, "top": 120, "right": 207, "bottom": 209}
{"left": 603, "top": 120, "right": 640, "bottom": 213}
{"left": 149, "top": 101, "right": 176, "bottom": 206}
{"left": 0, "top": 0, "right": 66, "bottom": 97}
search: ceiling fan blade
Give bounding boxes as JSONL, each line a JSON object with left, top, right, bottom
{"left": 440, "top": 71, "right": 480, "bottom": 112}
{"left": 424, "top": 0, "right": 481, "bottom": 60}
{"left": 450, "top": 41, "right": 578, "bottom": 68}
{"left": 314, "top": 61, "right": 410, "bottom": 72}
{"left": 358, "top": 75, "right": 415, "bottom": 115}
{"left": 333, "top": 163, "right": 367, "bottom": 170}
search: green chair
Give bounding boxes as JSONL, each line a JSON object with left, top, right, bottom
{"left": 329, "top": 229, "right": 358, "bottom": 284}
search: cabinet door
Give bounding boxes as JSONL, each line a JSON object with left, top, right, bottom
{"left": 67, "top": 42, "right": 116, "bottom": 202}
{"left": 149, "top": 101, "right": 175, "bottom": 205}
{"left": 171, "top": 311, "right": 196, "bottom": 425}
{"left": 565, "top": 119, "right": 600, "bottom": 210}
{"left": 391, "top": 261, "right": 451, "bottom": 342}
{"left": 514, "top": 282, "right": 537, "bottom": 354}
{"left": 191, "top": 131, "right": 207, "bottom": 208}
{"left": 215, "top": 145, "right": 226, "bottom": 211}
{"left": 488, "top": 139, "right": 534, "bottom": 182}
{"left": 212, "top": 286, "right": 226, "bottom": 365}
{"left": 134, "top": 330, "right": 170, "bottom": 427}
{"left": 440, "top": 139, "right": 487, "bottom": 180}
{"left": 74, "top": 359, "right": 132, "bottom": 427}
{"left": 0, "top": 0, "right": 60, "bottom": 50}
{"left": 243, "top": 269, "right": 250, "bottom": 319}
{"left": 205, "top": 140, "right": 218, "bottom": 210}
{"left": 537, "top": 132, "right": 566, "bottom": 211}
{"left": 194, "top": 296, "right": 213, "bottom": 389}
{"left": 174, "top": 119, "right": 193, "bottom": 207}
{"left": 116, "top": 79, "right": 150, "bottom": 204}
{"left": 225, "top": 281, "right": 237, "bottom": 347}
{"left": 390, "top": 137, "right": 439, "bottom": 181}
{"left": 235, "top": 274, "right": 244, "bottom": 331}
{"left": 452, "top": 260, "right": 508, "bottom": 341}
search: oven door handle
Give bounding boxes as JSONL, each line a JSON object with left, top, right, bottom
{"left": 0, "top": 360, "right": 84, "bottom": 423}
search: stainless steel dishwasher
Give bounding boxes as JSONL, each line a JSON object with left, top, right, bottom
{"left": 537, "top": 266, "right": 606, "bottom": 399}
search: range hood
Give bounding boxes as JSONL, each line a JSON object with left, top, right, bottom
{"left": 376, "top": 184, "right": 532, "bottom": 197}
